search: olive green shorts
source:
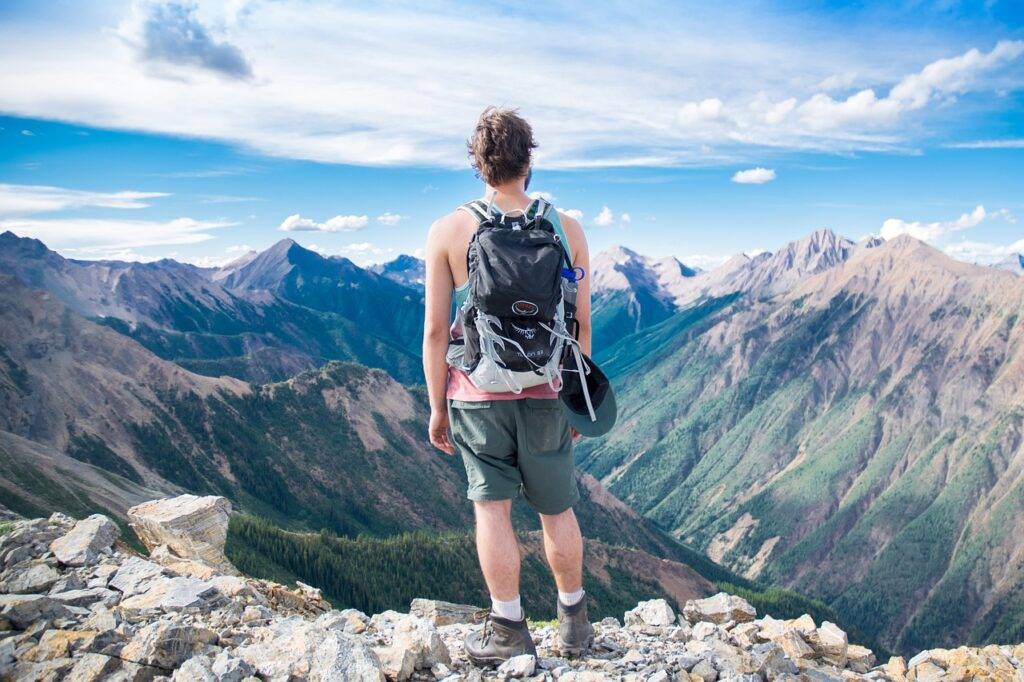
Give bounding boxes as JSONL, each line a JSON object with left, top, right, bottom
{"left": 448, "top": 398, "right": 579, "bottom": 515}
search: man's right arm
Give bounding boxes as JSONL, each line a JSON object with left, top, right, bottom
{"left": 423, "top": 217, "right": 455, "bottom": 455}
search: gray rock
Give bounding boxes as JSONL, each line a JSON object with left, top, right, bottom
{"left": 109, "top": 556, "right": 165, "bottom": 597}
{"left": 692, "top": 657, "right": 719, "bottom": 682}
{"left": 410, "top": 598, "right": 485, "bottom": 626}
{"left": 172, "top": 655, "right": 216, "bottom": 682}
{"left": 683, "top": 593, "right": 757, "bottom": 625}
{"left": 49, "top": 515, "right": 119, "bottom": 567}
{"left": 63, "top": 652, "right": 120, "bottom": 681}
{"left": 0, "top": 594, "right": 71, "bottom": 629}
{"left": 235, "top": 617, "right": 384, "bottom": 681}
{"left": 120, "top": 621, "right": 218, "bottom": 670}
{"left": 0, "top": 561, "right": 60, "bottom": 594}
{"left": 50, "top": 587, "right": 119, "bottom": 608}
{"left": 750, "top": 642, "right": 798, "bottom": 677}
{"left": 127, "top": 495, "right": 237, "bottom": 575}
{"left": 119, "top": 576, "right": 218, "bottom": 614}
{"left": 624, "top": 599, "right": 676, "bottom": 627}
{"left": 211, "top": 649, "right": 255, "bottom": 681}
{"left": 497, "top": 653, "right": 536, "bottom": 678}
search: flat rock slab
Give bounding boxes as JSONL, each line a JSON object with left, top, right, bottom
{"left": 127, "top": 495, "right": 237, "bottom": 575}
{"left": 49, "top": 515, "right": 119, "bottom": 567}
{"left": 119, "top": 576, "right": 218, "bottom": 614}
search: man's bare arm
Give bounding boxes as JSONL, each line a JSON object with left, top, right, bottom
{"left": 423, "top": 217, "right": 455, "bottom": 455}
{"left": 561, "top": 213, "right": 592, "bottom": 357}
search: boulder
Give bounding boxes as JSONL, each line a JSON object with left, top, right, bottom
{"left": 0, "top": 594, "right": 71, "bottom": 629}
{"left": 316, "top": 608, "right": 368, "bottom": 634}
{"left": 120, "top": 621, "right": 218, "bottom": 670}
{"left": 0, "top": 561, "right": 60, "bottom": 594}
{"left": 375, "top": 645, "right": 416, "bottom": 681}
{"left": 49, "top": 587, "right": 119, "bottom": 608}
{"left": 109, "top": 556, "right": 165, "bottom": 597}
{"left": 392, "top": 614, "right": 451, "bottom": 668}
{"left": 409, "top": 597, "right": 485, "bottom": 626}
{"left": 234, "top": 616, "right": 384, "bottom": 681}
{"left": 127, "top": 495, "right": 237, "bottom": 575}
{"left": 683, "top": 592, "right": 756, "bottom": 625}
{"left": 118, "top": 576, "right": 219, "bottom": 615}
{"left": 750, "top": 641, "right": 798, "bottom": 677}
{"left": 774, "top": 629, "right": 814, "bottom": 661}
{"left": 49, "top": 515, "right": 119, "bottom": 567}
{"left": 64, "top": 652, "right": 120, "bottom": 681}
{"left": 625, "top": 599, "right": 676, "bottom": 627}
{"left": 809, "top": 621, "right": 848, "bottom": 666}
{"left": 846, "top": 644, "right": 876, "bottom": 673}
{"left": 20, "top": 629, "right": 96, "bottom": 662}
{"left": 497, "top": 654, "right": 537, "bottom": 678}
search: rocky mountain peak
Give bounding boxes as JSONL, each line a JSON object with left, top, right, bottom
{"left": 5, "top": 499, "right": 1018, "bottom": 681}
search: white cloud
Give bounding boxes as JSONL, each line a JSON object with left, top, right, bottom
{"left": 376, "top": 212, "right": 404, "bottom": 225}
{"left": 677, "top": 98, "right": 725, "bottom": 127}
{"left": 0, "top": 183, "right": 169, "bottom": 216}
{"left": 20, "top": 129, "right": 35, "bottom": 136}
{"left": 731, "top": 167, "right": 776, "bottom": 184}
{"left": 561, "top": 208, "right": 583, "bottom": 222}
{"left": 620, "top": 213, "right": 632, "bottom": 224}
{"left": 0, "top": 216, "right": 234, "bottom": 255}
{"left": 945, "top": 139, "right": 1024, "bottom": 149}
{"left": 593, "top": 206, "right": 615, "bottom": 227}
{"left": 279, "top": 213, "right": 368, "bottom": 232}
{"left": 944, "top": 237, "right": 1024, "bottom": 265}
{"left": 2, "top": 3, "right": 1021, "bottom": 167}
{"left": 880, "top": 205, "right": 1014, "bottom": 242}
{"left": 796, "top": 41, "right": 1024, "bottom": 130}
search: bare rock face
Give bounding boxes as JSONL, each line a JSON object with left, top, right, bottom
{"left": 409, "top": 597, "right": 485, "bottom": 626}
{"left": 624, "top": 598, "right": 676, "bottom": 627}
{"left": 127, "top": 495, "right": 237, "bottom": 575}
{"left": 49, "top": 514, "right": 119, "bottom": 567}
{"left": 683, "top": 592, "right": 757, "bottom": 625}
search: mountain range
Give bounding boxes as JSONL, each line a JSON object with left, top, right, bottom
{"left": 579, "top": 234, "right": 1024, "bottom": 653}
{"left": 0, "top": 232, "right": 424, "bottom": 385}
{"left": 2, "top": 224, "right": 1023, "bottom": 654}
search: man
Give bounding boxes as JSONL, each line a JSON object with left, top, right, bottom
{"left": 422, "top": 107, "right": 593, "bottom": 664}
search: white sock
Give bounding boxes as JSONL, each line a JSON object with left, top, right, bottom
{"left": 491, "top": 595, "right": 523, "bottom": 621}
{"left": 559, "top": 588, "right": 585, "bottom": 606}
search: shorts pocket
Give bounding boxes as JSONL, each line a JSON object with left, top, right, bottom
{"left": 523, "top": 399, "right": 569, "bottom": 455}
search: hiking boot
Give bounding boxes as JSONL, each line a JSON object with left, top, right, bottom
{"left": 464, "top": 614, "right": 537, "bottom": 666}
{"left": 556, "top": 598, "right": 594, "bottom": 658}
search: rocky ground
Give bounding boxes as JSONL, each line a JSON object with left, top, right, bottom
{"left": 1, "top": 496, "right": 1022, "bottom": 681}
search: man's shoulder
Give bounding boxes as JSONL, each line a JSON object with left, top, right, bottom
{"left": 555, "top": 209, "right": 586, "bottom": 244}
{"left": 429, "top": 207, "right": 476, "bottom": 237}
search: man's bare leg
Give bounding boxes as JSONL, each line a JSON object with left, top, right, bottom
{"left": 539, "top": 507, "right": 584, "bottom": 597}
{"left": 474, "top": 500, "right": 522, "bottom": 618}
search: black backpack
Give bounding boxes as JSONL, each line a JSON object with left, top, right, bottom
{"left": 447, "top": 197, "right": 580, "bottom": 393}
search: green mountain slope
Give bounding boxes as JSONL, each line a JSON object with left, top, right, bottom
{"left": 578, "top": 237, "right": 1024, "bottom": 653}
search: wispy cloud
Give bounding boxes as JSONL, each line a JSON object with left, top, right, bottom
{"left": 0, "top": 216, "right": 234, "bottom": 255}
{"left": 945, "top": 139, "right": 1024, "bottom": 149}
{"left": 376, "top": 212, "right": 404, "bottom": 225}
{"left": 0, "top": 183, "right": 169, "bottom": 216}
{"left": 880, "top": 205, "right": 1014, "bottom": 242}
{"left": 731, "top": 168, "right": 776, "bottom": 184}
{"left": 279, "top": 213, "right": 368, "bottom": 232}
{"left": 0, "top": 3, "right": 1020, "bottom": 168}
{"left": 944, "top": 238, "right": 1024, "bottom": 265}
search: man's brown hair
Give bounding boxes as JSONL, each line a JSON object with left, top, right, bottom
{"left": 467, "top": 107, "right": 537, "bottom": 186}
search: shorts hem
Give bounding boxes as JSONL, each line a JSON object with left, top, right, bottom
{"left": 524, "top": 489, "right": 580, "bottom": 516}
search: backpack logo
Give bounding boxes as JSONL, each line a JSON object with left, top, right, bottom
{"left": 512, "top": 300, "right": 539, "bottom": 316}
{"left": 510, "top": 323, "right": 537, "bottom": 340}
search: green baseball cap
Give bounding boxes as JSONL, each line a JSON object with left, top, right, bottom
{"left": 559, "top": 352, "right": 617, "bottom": 437}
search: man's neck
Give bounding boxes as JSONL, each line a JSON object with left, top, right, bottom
{"left": 483, "top": 181, "right": 531, "bottom": 213}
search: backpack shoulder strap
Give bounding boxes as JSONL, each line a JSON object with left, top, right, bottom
{"left": 458, "top": 200, "right": 491, "bottom": 224}
{"left": 545, "top": 205, "right": 573, "bottom": 266}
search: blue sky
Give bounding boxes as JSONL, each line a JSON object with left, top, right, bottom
{"left": 0, "top": 0, "right": 1022, "bottom": 268}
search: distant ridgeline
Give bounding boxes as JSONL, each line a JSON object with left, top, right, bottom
{"left": 1, "top": 228, "right": 1023, "bottom": 654}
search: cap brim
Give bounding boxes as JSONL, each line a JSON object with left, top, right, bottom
{"left": 562, "top": 385, "right": 616, "bottom": 437}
